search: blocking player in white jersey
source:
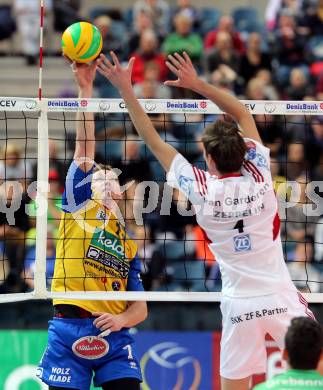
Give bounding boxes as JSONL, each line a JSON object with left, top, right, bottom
{"left": 96, "top": 51, "right": 315, "bottom": 390}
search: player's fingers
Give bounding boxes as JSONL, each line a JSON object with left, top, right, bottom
{"left": 164, "top": 80, "right": 180, "bottom": 87}
{"left": 94, "top": 316, "right": 114, "bottom": 327}
{"left": 165, "top": 61, "right": 180, "bottom": 76}
{"left": 127, "top": 57, "right": 135, "bottom": 73}
{"left": 97, "top": 61, "right": 110, "bottom": 74}
{"left": 174, "top": 52, "right": 186, "bottom": 66}
{"left": 63, "top": 54, "right": 73, "bottom": 64}
{"left": 100, "top": 54, "right": 114, "bottom": 70}
{"left": 168, "top": 54, "right": 181, "bottom": 69}
{"left": 96, "top": 321, "right": 114, "bottom": 331}
{"left": 183, "top": 51, "right": 193, "bottom": 66}
{"left": 92, "top": 312, "right": 107, "bottom": 322}
{"left": 70, "top": 61, "right": 77, "bottom": 73}
{"left": 110, "top": 51, "right": 121, "bottom": 68}
{"left": 98, "top": 329, "right": 111, "bottom": 338}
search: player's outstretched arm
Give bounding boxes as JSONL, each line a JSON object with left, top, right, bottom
{"left": 165, "top": 52, "right": 262, "bottom": 143}
{"left": 96, "top": 52, "right": 178, "bottom": 172}
{"left": 72, "top": 61, "right": 97, "bottom": 172}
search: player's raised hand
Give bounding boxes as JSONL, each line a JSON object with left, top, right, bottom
{"left": 69, "top": 60, "right": 97, "bottom": 92}
{"left": 92, "top": 311, "right": 126, "bottom": 337}
{"left": 96, "top": 51, "right": 135, "bottom": 92}
{"left": 165, "top": 52, "right": 199, "bottom": 90}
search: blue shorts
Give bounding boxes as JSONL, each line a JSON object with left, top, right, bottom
{"left": 37, "top": 317, "right": 142, "bottom": 389}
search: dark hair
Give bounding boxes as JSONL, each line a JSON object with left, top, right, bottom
{"left": 201, "top": 119, "right": 246, "bottom": 174}
{"left": 285, "top": 317, "right": 323, "bottom": 370}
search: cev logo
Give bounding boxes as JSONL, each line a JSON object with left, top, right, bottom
{"left": 140, "top": 342, "right": 201, "bottom": 390}
{"left": 234, "top": 234, "right": 251, "bottom": 252}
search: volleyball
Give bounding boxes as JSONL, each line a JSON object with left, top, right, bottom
{"left": 61, "top": 21, "right": 103, "bottom": 63}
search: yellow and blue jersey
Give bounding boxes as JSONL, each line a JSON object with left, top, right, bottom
{"left": 52, "top": 161, "right": 144, "bottom": 314}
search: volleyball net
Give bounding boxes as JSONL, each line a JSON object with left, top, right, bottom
{"left": 0, "top": 98, "right": 322, "bottom": 303}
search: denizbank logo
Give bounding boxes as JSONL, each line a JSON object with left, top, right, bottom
{"left": 286, "top": 102, "right": 323, "bottom": 114}
{"left": 165, "top": 100, "right": 207, "bottom": 112}
{"left": 91, "top": 229, "right": 125, "bottom": 257}
{"left": 47, "top": 100, "right": 88, "bottom": 111}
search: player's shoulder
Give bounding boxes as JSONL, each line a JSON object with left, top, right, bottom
{"left": 243, "top": 138, "right": 271, "bottom": 179}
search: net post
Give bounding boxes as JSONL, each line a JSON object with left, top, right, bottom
{"left": 33, "top": 99, "right": 49, "bottom": 299}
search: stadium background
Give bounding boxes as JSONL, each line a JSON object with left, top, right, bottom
{"left": 0, "top": 0, "right": 323, "bottom": 389}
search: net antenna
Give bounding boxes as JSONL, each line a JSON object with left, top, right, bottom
{"left": 0, "top": 98, "right": 322, "bottom": 303}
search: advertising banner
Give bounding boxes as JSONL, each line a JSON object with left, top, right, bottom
{"left": 135, "top": 331, "right": 213, "bottom": 390}
{"left": 0, "top": 330, "right": 283, "bottom": 390}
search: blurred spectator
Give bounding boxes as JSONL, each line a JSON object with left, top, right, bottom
{"left": 271, "top": 157, "right": 289, "bottom": 202}
{"left": 128, "top": 10, "right": 161, "bottom": 54}
{"left": 254, "top": 69, "right": 280, "bottom": 100}
{"left": 48, "top": 139, "right": 67, "bottom": 190}
{"left": 239, "top": 33, "right": 271, "bottom": 83}
{"left": 162, "top": 12, "right": 203, "bottom": 65}
{"left": 245, "top": 78, "right": 270, "bottom": 100}
{"left": 27, "top": 169, "right": 63, "bottom": 243}
{"left": 205, "top": 31, "right": 240, "bottom": 76}
{"left": 94, "top": 15, "right": 126, "bottom": 59}
{"left": 131, "top": 225, "right": 155, "bottom": 289}
{"left": 204, "top": 15, "right": 244, "bottom": 55}
{"left": 285, "top": 68, "right": 314, "bottom": 99}
{"left": 24, "top": 232, "right": 55, "bottom": 290}
{"left": 32, "top": 139, "right": 68, "bottom": 190}
{"left": 265, "top": 0, "right": 304, "bottom": 31}
{"left": 114, "top": 136, "right": 152, "bottom": 185}
{"left": 281, "top": 174, "right": 317, "bottom": 261}
{"left": 0, "top": 5, "right": 15, "bottom": 41}
{"left": 0, "top": 143, "right": 32, "bottom": 188}
{"left": 14, "top": 0, "right": 53, "bottom": 65}
{"left": 172, "top": 0, "right": 201, "bottom": 31}
{"left": 301, "top": 0, "right": 323, "bottom": 36}
{"left": 133, "top": 0, "right": 170, "bottom": 36}
{"left": 133, "top": 61, "right": 171, "bottom": 99}
{"left": 191, "top": 224, "right": 215, "bottom": 270}
{"left": 0, "top": 181, "right": 30, "bottom": 292}
{"left": 285, "top": 143, "right": 307, "bottom": 180}
{"left": 255, "top": 114, "right": 283, "bottom": 156}
{"left": 132, "top": 29, "right": 168, "bottom": 84}
{"left": 53, "top": 0, "right": 81, "bottom": 32}
{"left": 287, "top": 238, "right": 321, "bottom": 292}
{"left": 269, "top": 10, "right": 308, "bottom": 86}
{"left": 315, "top": 71, "right": 323, "bottom": 99}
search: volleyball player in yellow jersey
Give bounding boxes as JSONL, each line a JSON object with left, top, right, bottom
{"left": 37, "top": 61, "right": 147, "bottom": 390}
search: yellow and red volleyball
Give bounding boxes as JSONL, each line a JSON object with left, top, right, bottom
{"left": 61, "top": 21, "right": 103, "bottom": 63}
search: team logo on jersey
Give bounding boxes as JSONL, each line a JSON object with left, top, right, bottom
{"left": 112, "top": 280, "right": 121, "bottom": 291}
{"left": 233, "top": 234, "right": 251, "bottom": 252}
{"left": 247, "top": 148, "right": 256, "bottom": 160}
{"left": 91, "top": 229, "right": 125, "bottom": 257}
{"left": 86, "top": 245, "right": 130, "bottom": 278}
{"left": 72, "top": 336, "right": 109, "bottom": 359}
{"left": 179, "top": 175, "right": 193, "bottom": 195}
{"left": 256, "top": 153, "right": 269, "bottom": 170}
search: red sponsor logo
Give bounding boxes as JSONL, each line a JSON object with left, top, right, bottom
{"left": 80, "top": 100, "right": 88, "bottom": 107}
{"left": 200, "top": 101, "right": 207, "bottom": 109}
{"left": 72, "top": 336, "right": 109, "bottom": 359}
{"left": 320, "top": 102, "right": 323, "bottom": 110}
